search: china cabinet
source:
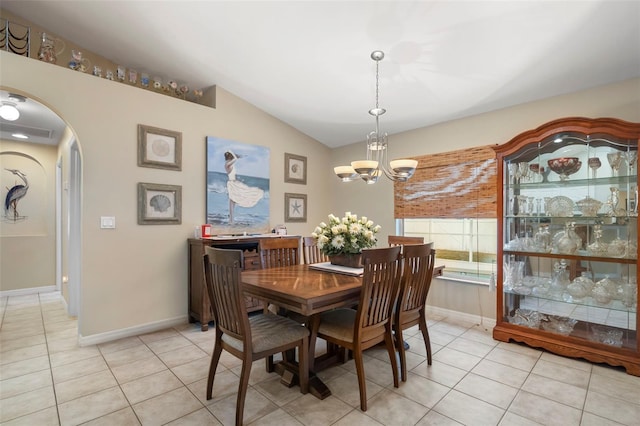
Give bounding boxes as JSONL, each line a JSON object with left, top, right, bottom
{"left": 493, "top": 117, "right": 640, "bottom": 375}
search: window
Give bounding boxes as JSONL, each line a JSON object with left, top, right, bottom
{"left": 394, "top": 145, "right": 497, "bottom": 283}
{"left": 399, "top": 218, "right": 497, "bottom": 282}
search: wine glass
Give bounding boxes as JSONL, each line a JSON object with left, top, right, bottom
{"left": 624, "top": 151, "right": 638, "bottom": 175}
{"left": 588, "top": 157, "right": 601, "bottom": 179}
{"left": 518, "top": 162, "right": 529, "bottom": 183}
{"left": 607, "top": 152, "right": 623, "bottom": 177}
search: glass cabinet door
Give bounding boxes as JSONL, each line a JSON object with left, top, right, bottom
{"left": 493, "top": 118, "right": 640, "bottom": 376}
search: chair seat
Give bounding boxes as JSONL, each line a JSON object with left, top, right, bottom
{"left": 222, "top": 314, "right": 309, "bottom": 353}
{"left": 318, "top": 308, "right": 357, "bottom": 342}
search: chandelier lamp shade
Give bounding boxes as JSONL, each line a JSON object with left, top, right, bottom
{"left": 334, "top": 50, "right": 418, "bottom": 184}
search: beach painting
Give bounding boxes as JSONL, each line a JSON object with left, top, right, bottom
{"left": 206, "top": 136, "right": 270, "bottom": 234}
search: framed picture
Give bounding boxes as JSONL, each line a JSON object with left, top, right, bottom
{"left": 284, "top": 153, "right": 307, "bottom": 184}
{"left": 138, "top": 124, "right": 182, "bottom": 170}
{"left": 137, "top": 182, "right": 182, "bottom": 225}
{"left": 284, "top": 192, "right": 307, "bottom": 222}
{"left": 206, "top": 136, "right": 270, "bottom": 234}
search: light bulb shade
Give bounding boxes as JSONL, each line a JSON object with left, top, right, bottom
{"left": 390, "top": 159, "right": 418, "bottom": 176}
{"left": 363, "top": 169, "right": 381, "bottom": 184}
{"left": 334, "top": 165, "right": 358, "bottom": 182}
{"left": 351, "top": 160, "right": 378, "bottom": 175}
{"left": 0, "top": 103, "right": 19, "bottom": 121}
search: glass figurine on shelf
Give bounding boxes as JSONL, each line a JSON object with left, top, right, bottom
{"left": 553, "top": 222, "right": 582, "bottom": 254}
{"left": 550, "top": 259, "right": 570, "bottom": 296}
{"left": 605, "top": 187, "right": 627, "bottom": 221}
{"left": 68, "top": 49, "right": 90, "bottom": 72}
{"left": 587, "top": 224, "right": 609, "bottom": 256}
{"left": 533, "top": 225, "right": 551, "bottom": 252}
{"left": 37, "top": 32, "right": 65, "bottom": 64}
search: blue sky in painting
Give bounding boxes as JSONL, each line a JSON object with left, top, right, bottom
{"left": 206, "top": 136, "right": 270, "bottom": 179}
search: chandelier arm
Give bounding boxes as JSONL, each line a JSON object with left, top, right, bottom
{"left": 334, "top": 50, "right": 418, "bottom": 184}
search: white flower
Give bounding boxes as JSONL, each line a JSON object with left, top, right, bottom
{"left": 310, "top": 212, "right": 380, "bottom": 256}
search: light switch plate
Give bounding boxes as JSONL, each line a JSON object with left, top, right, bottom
{"left": 100, "top": 216, "right": 116, "bottom": 229}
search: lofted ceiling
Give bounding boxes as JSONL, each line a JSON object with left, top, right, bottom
{"left": 1, "top": 1, "right": 639, "bottom": 148}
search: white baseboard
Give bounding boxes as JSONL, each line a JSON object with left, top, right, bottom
{"left": 78, "top": 315, "right": 189, "bottom": 347}
{"left": 426, "top": 305, "right": 496, "bottom": 330}
{"left": 0, "top": 286, "right": 57, "bottom": 298}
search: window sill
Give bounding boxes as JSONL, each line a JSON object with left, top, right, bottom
{"left": 436, "top": 274, "right": 491, "bottom": 287}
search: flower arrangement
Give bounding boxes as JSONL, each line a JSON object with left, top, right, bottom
{"left": 312, "top": 212, "right": 381, "bottom": 256}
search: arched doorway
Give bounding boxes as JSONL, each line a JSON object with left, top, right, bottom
{"left": 0, "top": 89, "right": 82, "bottom": 327}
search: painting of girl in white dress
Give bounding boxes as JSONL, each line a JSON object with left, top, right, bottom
{"left": 206, "top": 137, "right": 270, "bottom": 234}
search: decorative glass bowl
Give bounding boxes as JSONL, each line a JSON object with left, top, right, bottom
{"left": 547, "top": 157, "right": 582, "bottom": 180}
{"left": 576, "top": 196, "right": 603, "bottom": 217}
{"left": 588, "top": 324, "right": 623, "bottom": 347}
{"left": 507, "top": 309, "right": 541, "bottom": 328}
{"left": 540, "top": 315, "right": 577, "bottom": 336}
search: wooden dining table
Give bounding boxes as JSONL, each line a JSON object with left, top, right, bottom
{"left": 241, "top": 262, "right": 445, "bottom": 399}
{"left": 241, "top": 264, "right": 363, "bottom": 399}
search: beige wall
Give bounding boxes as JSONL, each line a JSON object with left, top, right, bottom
{"left": 331, "top": 77, "right": 640, "bottom": 319}
{"left": 1, "top": 27, "right": 638, "bottom": 337}
{"left": 0, "top": 140, "right": 57, "bottom": 290}
{"left": 1, "top": 51, "right": 331, "bottom": 339}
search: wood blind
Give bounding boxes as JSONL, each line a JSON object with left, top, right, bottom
{"left": 394, "top": 145, "right": 497, "bottom": 218}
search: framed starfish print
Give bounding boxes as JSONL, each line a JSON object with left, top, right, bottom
{"left": 284, "top": 192, "right": 306, "bottom": 222}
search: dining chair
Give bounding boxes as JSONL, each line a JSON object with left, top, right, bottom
{"left": 394, "top": 243, "right": 436, "bottom": 381}
{"left": 309, "top": 245, "right": 402, "bottom": 411}
{"left": 388, "top": 235, "right": 425, "bottom": 247}
{"left": 258, "top": 237, "right": 300, "bottom": 269}
{"left": 203, "top": 246, "right": 309, "bottom": 426}
{"left": 258, "top": 237, "right": 302, "bottom": 369}
{"left": 302, "top": 236, "right": 329, "bottom": 264}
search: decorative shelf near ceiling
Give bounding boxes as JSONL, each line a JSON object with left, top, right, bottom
{"left": 0, "top": 18, "right": 215, "bottom": 108}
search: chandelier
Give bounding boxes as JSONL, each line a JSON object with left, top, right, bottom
{"left": 334, "top": 50, "right": 418, "bottom": 184}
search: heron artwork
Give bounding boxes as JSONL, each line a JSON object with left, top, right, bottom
{"left": 4, "top": 168, "right": 29, "bottom": 221}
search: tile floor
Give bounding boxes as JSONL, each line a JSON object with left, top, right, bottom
{"left": 1, "top": 292, "right": 639, "bottom": 425}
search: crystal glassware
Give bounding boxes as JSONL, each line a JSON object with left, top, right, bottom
{"left": 576, "top": 196, "right": 603, "bottom": 217}
{"left": 624, "top": 151, "right": 638, "bottom": 175}
{"left": 518, "top": 162, "right": 529, "bottom": 183}
{"left": 547, "top": 157, "right": 582, "bottom": 181}
{"left": 607, "top": 152, "right": 623, "bottom": 177}
{"left": 588, "top": 157, "right": 601, "bottom": 179}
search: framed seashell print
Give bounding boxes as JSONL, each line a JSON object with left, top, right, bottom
{"left": 137, "top": 124, "right": 182, "bottom": 170}
{"left": 284, "top": 153, "right": 306, "bottom": 184}
{"left": 137, "top": 182, "right": 182, "bottom": 225}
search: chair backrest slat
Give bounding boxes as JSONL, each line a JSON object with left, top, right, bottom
{"left": 356, "top": 246, "right": 402, "bottom": 334}
{"left": 399, "top": 244, "right": 435, "bottom": 313}
{"left": 203, "top": 247, "right": 250, "bottom": 343}
{"left": 259, "top": 237, "right": 300, "bottom": 269}
{"left": 302, "top": 236, "right": 328, "bottom": 264}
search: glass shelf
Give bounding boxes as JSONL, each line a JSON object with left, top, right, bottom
{"left": 494, "top": 118, "right": 640, "bottom": 375}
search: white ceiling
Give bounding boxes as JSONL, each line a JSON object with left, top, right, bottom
{"left": 2, "top": 1, "right": 639, "bottom": 148}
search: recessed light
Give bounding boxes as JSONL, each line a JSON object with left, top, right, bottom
{"left": 0, "top": 102, "right": 20, "bottom": 121}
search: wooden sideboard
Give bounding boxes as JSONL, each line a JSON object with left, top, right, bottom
{"left": 188, "top": 235, "right": 301, "bottom": 331}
